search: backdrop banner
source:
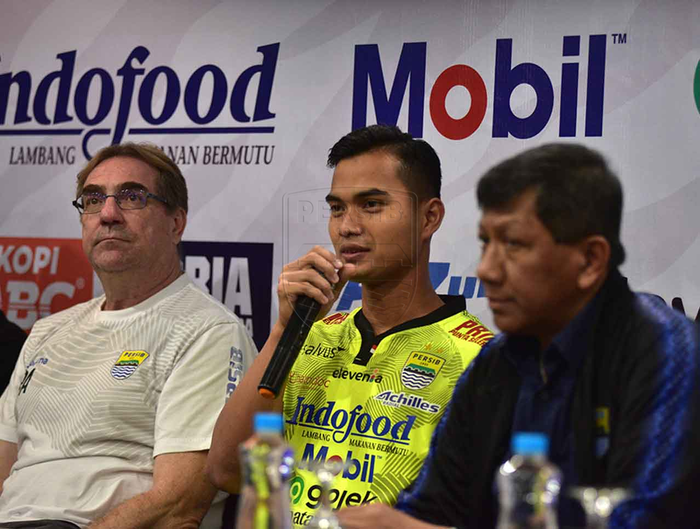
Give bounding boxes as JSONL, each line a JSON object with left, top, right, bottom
{"left": 2, "top": 0, "right": 699, "bottom": 333}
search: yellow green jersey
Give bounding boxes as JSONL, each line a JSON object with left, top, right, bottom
{"left": 282, "top": 296, "right": 492, "bottom": 527}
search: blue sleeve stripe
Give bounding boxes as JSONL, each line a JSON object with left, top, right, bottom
{"left": 614, "top": 295, "right": 698, "bottom": 527}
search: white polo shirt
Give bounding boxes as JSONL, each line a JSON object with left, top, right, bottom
{"left": 0, "top": 274, "right": 256, "bottom": 527}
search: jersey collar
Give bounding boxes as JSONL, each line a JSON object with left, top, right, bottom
{"left": 352, "top": 295, "right": 466, "bottom": 366}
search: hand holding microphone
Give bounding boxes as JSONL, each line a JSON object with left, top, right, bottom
{"left": 258, "top": 247, "right": 350, "bottom": 399}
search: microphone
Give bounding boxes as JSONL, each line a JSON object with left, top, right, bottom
{"left": 258, "top": 295, "right": 322, "bottom": 399}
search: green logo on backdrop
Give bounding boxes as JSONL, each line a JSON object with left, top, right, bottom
{"left": 695, "top": 59, "right": 700, "bottom": 115}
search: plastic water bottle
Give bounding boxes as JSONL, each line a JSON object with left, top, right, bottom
{"left": 496, "top": 432, "right": 563, "bottom": 529}
{"left": 236, "top": 412, "right": 295, "bottom": 529}
{"left": 568, "top": 487, "right": 630, "bottom": 529}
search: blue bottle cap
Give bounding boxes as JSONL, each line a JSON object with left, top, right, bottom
{"left": 512, "top": 432, "right": 549, "bottom": 455}
{"left": 254, "top": 412, "right": 284, "bottom": 434}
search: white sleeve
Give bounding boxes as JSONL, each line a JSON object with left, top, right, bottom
{"left": 0, "top": 344, "right": 29, "bottom": 444}
{"left": 153, "top": 320, "right": 257, "bottom": 456}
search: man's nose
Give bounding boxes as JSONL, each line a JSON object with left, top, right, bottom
{"left": 99, "top": 196, "right": 125, "bottom": 223}
{"left": 476, "top": 243, "right": 504, "bottom": 285}
{"left": 338, "top": 208, "right": 362, "bottom": 237}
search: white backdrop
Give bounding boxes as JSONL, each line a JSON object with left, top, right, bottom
{"left": 1, "top": 0, "right": 699, "bottom": 338}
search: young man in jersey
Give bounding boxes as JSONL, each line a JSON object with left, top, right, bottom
{"left": 0, "top": 143, "right": 257, "bottom": 529}
{"left": 207, "top": 125, "right": 492, "bottom": 526}
{"left": 336, "top": 143, "right": 700, "bottom": 529}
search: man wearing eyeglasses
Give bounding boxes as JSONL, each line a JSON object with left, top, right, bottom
{"left": 0, "top": 143, "right": 257, "bottom": 529}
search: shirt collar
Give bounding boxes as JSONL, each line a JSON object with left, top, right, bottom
{"left": 504, "top": 287, "right": 605, "bottom": 371}
{"left": 550, "top": 290, "right": 601, "bottom": 368}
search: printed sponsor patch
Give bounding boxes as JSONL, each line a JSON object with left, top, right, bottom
{"left": 226, "top": 346, "right": 245, "bottom": 400}
{"left": 595, "top": 406, "right": 610, "bottom": 435}
{"left": 111, "top": 350, "right": 149, "bottom": 380}
{"left": 322, "top": 312, "right": 349, "bottom": 325}
{"left": 595, "top": 406, "right": 610, "bottom": 458}
{"left": 401, "top": 351, "right": 445, "bottom": 390}
{"left": 374, "top": 390, "right": 441, "bottom": 414}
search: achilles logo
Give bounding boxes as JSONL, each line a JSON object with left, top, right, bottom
{"left": 374, "top": 390, "right": 441, "bottom": 414}
{"left": 0, "top": 43, "right": 279, "bottom": 159}
{"left": 0, "top": 238, "right": 93, "bottom": 330}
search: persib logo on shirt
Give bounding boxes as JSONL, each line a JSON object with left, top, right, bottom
{"left": 111, "top": 351, "right": 150, "bottom": 380}
{"left": 401, "top": 351, "right": 445, "bottom": 390}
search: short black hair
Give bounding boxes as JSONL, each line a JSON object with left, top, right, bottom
{"left": 477, "top": 143, "right": 626, "bottom": 267}
{"left": 327, "top": 124, "right": 442, "bottom": 200}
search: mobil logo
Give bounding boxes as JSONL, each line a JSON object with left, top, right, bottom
{"left": 301, "top": 443, "right": 378, "bottom": 483}
{"left": 352, "top": 34, "right": 607, "bottom": 140}
{"left": 0, "top": 238, "right": 93, "bottom": 330}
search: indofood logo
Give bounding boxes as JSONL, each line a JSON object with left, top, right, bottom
{"left": 287, "top": 397, "right": 416, "bottom": 445}
{"left": 0, "top": 43, "right": 279, "bottom": 163}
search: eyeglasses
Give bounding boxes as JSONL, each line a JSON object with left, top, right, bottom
{"left": 72, "top": 188, "right": 169, "bottom": 214}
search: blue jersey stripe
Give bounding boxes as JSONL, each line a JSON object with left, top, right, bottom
{"left": 612, "top": 294, "right": 698, "bottom": 528}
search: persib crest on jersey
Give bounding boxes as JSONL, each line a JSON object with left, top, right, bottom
{"left": 401, "top": 351, "right": 445, "bottom": 390}
{"left": 111, "top": 351, "right": 150, "bottom": 380}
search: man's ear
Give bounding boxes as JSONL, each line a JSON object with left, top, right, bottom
{"left": 577, "top": 235, "right": 611, "bottom": 290}
{"left": 170, "top": 208, "right": 187, "bottom": 244}
{"left": 421, "top": 197, "right": 445, "bottom": 241}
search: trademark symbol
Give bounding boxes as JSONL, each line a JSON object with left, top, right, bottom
{"left": 76, "top": 278, "right": 85, "bottom": 289}
{"left": 612, "top": 33, "right": 627, "bottom": 44}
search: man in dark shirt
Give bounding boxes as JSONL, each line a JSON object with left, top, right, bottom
{"left": 0, "top": 311, "right": 26, "bottom": 394}
{"left": 337, "top": 143, "right": 700, "bottom": 529}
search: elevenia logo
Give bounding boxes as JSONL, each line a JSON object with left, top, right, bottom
{"left": 331, "top": 367, "right": 382, "bottom": 384}
{"left": 111, "top": 351, "right": 149, "bottom": 380}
